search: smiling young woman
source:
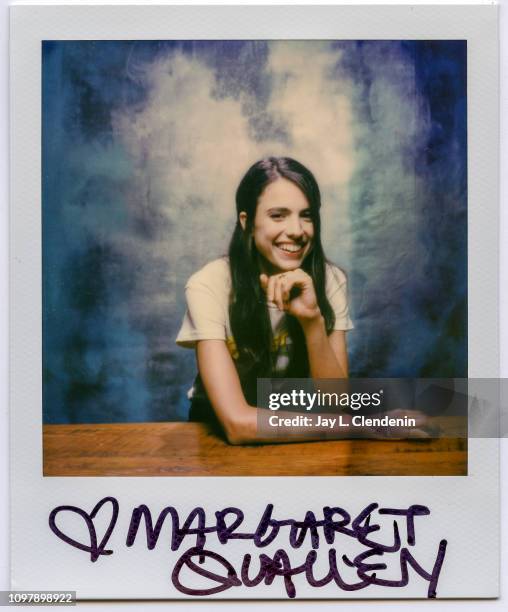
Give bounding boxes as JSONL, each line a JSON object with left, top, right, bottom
{"left": 176, "top": 157, "right": 354, "bottom": 444}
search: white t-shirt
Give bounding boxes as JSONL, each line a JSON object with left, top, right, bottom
{"left": 176, "top": 258, "right": 353, "bottom": 396}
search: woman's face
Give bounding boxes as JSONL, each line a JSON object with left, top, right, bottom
{"left": 241, "top": 177, "right": 314, "bottom": 274}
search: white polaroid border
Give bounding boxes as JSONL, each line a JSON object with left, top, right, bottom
{"left": 10, "top": 4, "right": 499, "bottom": 600}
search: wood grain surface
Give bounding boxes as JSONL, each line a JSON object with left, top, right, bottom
{"left": 43, "top": 421, "right": 467, "bottom": 477}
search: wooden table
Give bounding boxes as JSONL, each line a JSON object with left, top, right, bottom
{"left": 43, "top": 421, "right": 467, "bottom": 477}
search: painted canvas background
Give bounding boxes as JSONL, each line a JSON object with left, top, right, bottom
{"left": 42, "top": 40, "right": 467, "bottom": 424}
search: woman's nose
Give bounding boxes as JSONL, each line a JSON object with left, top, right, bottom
{"left": 286, "top": 215, "right": 304, "bottom": 237}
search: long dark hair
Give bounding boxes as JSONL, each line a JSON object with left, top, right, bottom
{"left": 228, "top": 156, "right": 336, "bottom": 404}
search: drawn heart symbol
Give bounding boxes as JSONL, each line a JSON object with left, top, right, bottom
{"left": 49, "top": 496, "right": 119, "bottom": 562}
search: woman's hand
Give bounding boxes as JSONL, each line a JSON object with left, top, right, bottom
{"left": 260, "top": 269, "right": 321, "bottom": 322}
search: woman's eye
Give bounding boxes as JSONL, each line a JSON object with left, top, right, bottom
{"left": 269, "top": 213, "right": 284, "bottom": 220}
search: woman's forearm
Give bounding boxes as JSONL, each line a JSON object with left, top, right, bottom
{"left": 228, "top": 403, "right": 356, "bottom": 445}
{"left": 299, "top": 315, "right": 348, "bottom": 378}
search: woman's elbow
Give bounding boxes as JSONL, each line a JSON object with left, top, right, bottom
{"left": 222, "top": 408, "right": 257, "bottom": 446}
{"left": 224, "top": 428, "right": 247, "bottom": 446}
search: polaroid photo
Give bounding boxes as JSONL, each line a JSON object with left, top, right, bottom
{"left": 9, "top": 3, "right": 500, "bottom": 602}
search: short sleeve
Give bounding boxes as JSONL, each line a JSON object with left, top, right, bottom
{"left": 326, "top": 265, "right": 354, "bottom": 331}
{"left": 175, "top": 259, "right": 230, "bottom": 349}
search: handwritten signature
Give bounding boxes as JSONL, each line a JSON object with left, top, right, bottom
{"left": 49, "top": 497, "right": 447, "bottom": 598}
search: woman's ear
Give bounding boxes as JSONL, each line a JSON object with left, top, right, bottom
{"left": 239, "top": 211, "right": 248, "bottom": 231}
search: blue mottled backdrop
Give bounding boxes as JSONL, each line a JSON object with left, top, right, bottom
{"left": 42, "top": 40, "right": 467, "bottom": 424}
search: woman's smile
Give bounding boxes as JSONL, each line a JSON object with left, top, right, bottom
{"left": 275, "top": 241, "right": 308, "bottom": 258}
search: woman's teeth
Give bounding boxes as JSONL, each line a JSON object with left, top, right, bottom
{"left": 277, "top": 244, "right": 303, "bottom": 253}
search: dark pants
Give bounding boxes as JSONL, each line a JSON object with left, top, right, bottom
{"left": 188, "top": 398, "right": 223, "bottom": 431}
